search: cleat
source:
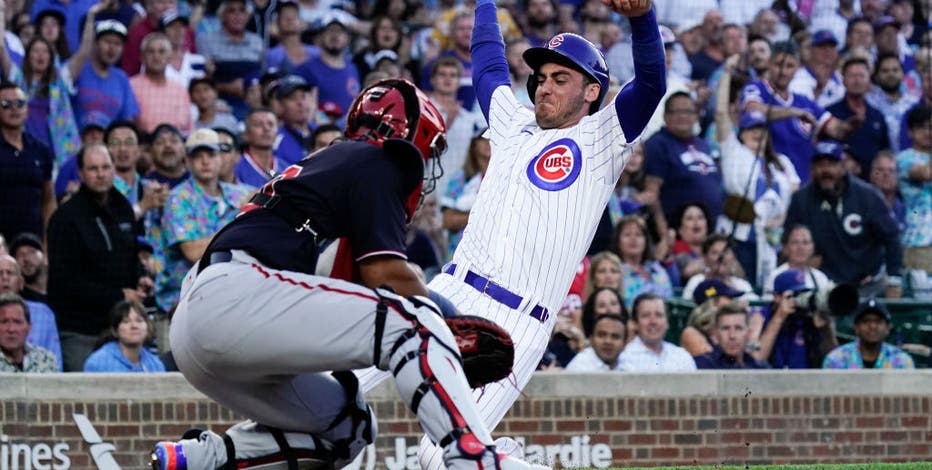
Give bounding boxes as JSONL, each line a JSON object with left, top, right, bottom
{"left": 151, "top": 441, "right": 188, "bottom": 470}
{"left": 495, "top": 453, "right": 550, "bottom": 470}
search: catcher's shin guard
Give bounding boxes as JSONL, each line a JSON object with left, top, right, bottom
{"left": 373, "top": 288, "right": 545, "bottom": 470}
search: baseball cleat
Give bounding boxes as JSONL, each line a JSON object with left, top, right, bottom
{"left": 151, "top": 441, "right": 188, "bottom": 470}
{"left": 494, "top": 453, "right": 550, "bottom": 470}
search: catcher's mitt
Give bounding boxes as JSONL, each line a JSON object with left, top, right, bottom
{"left": 445, "top": 315, "right": 515, "bottom": 388}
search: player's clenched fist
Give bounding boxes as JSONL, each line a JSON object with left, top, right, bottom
{"left": 600, "top": 0, "right": 651, "bottom": 17}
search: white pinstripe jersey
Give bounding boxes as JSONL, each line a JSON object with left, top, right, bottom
{"left": 451, "top": 84, "right": 637, "bottom": 316}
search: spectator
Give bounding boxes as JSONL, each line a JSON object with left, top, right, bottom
{"left": 0, "top": 82, "right": 55, "bottom": 243}
{"left": 670, "top": 202, "right": 710, "bottom": 284}
{"left": 897, "top": 49, "right": 932, "bottom": 151}
{"left": 235, "top": 108, "right": 286, "bottom": 188}
{"left": 123, "top": 0, "right": 194, "bottom": 76}
{"left": 273, "top": 75, "right": 314, "bottom": 164}
{"left": 47, "top": 143, "right": 150, "bottom": 371}
{"left": 33, "top": 8, "right": 69, "bottom": 60}
{"left": 580, "top": 251, "right": 624, "bottom": 307}
{"left": 843, "top": 16, "right": 874, "bottom": 53}
{"left": 522, "top": 0, "right": 558, "bottom": 47}
{"left": 294, "top": 15, "right": 360, "bottom": 123}
{"left": 0, "top": 254, "right": 61, "bottom": 369}
{"left": 682, "top": 233, "right": 755, "bottom": 303}
{"left": 0, "top": 1, "right": 99, "bottom": 169}
{"left": 197, "top": 0, "right": 263, "bottom": 120}
{"left": 618, "top": 293, "right": 696, "bottom": 372}
{"left": 867, "top": 53, "right": 919, "bottom": 153}
{"left": 644, "top": 91, "right": 723, "bottom": 223}
{"left": 0, "top": 292, "right": 58, "bottom": 373}
{"left": 719, "top": 0, "right": 775, "bottom": 26}
{"left": 757, "top": 269, "right": 839, "bottom": 369}
{"left": 826, "top": 57, "right": 891, "bottom": 175}
{"left": 420, "top": 11, "right": 474, "bottom": 110}
{"left": 504, "top": 37, "right": 533, "bottom": 107}
{"left": 788, "top": 30, "right": 844, "bottom": 108}
{"left": 440, "top": 133, "right": 489, "bottom": 260}
{"left": 809, "top": 0, "right": 860, "bottom": 49}
{"left": 763, "top": 224, "right": 833, "bottom": 299}
{"left": 70, "top": 20, "right": 139, "bottom": 130}
{"left": 405, "top": 194, "right": 444, "bottom": 280}
{"left": 739, "top": 41, "right": 855, "bottom": 182}
{"left": 895, "top": 104, "right": 932, "bottom": 274}
{"left": 213, "top": 126, "right": 247, "bottom": 186}
{"left": 83, "top": 299, "right": 166, "bottom": 372}
{"left": 579, "top": 286, "right": 627, "bottom": 338}
{"left": 822, "top": 298, "right": 915, "bottom": 369}
{"left": 694, "top": 302, "right": 769, "bottom": 369}
{"left": 784, "top": 140, "right": 903, "bottom": 298}
{"left": 190, "top": 78, "right": 239, "bottom": 131}
{"left": 565, "top": 314, "right": 626, "bottom": 372}
{"left": 10, "top": 233, "right": 48, "bottom": 303}
{"left": 29, "top": 0, "right": 95, "bottom": 53}
{"left": 428, "top": 57, "right": 486, "bottom": 197}
{"left": 106, "top": 121, "right": 162, "bottom": 214}
{"left": 131, "top": 32, "right": 193, "bottom": 134}
{"left": 746, "top": 35, "right": 772, "bottom": 80}
{"left": 266, "top": 0, "right": 316, "bottom": 73}
{"left": 869, "top": 150, "right": 907, "bottom": 228}
{"left": 160, "top": 10, "right": 206, "bottom": 88}
{"left": 679, "top": 279, "right": 741, "bottom": 356}
{"left": 310, "top": 123, "right": 342, "bottom": 151}
{"left": 352, "top": 15, "right": 404, "bottom": 80}
{"left": 156, "top": 129, "right": 252, "bottom": 312}
{"left": 610, "top": 215, "right": 673, "bottom": 310}
{"left": 716, "top": 60, "right": 800, "bottom": 285}
{"left": 53, "top": 115, "right": 111, "bottom": 202}
{"left": 639, "top": 26, "right": 691, "bottom": 140}
{"left": 11, "top": 12, "right": 34, "bottom": 55}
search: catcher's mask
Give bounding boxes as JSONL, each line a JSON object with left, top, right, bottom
{"left": 345, "top": 79, "right": 448, "bottom": 221}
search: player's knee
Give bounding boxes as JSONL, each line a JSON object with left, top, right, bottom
{"left": 373, "top": 287, "right": 459, "bottom": 370}
{"left": 323, "top": 373, "right": 377, "bottom": 468}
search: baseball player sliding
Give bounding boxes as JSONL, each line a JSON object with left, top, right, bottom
{"left": 356, "top": 0, "right": 666, "bottom": 468}
{"left": 150, "top": 80, "right": 548, "bottom": 470}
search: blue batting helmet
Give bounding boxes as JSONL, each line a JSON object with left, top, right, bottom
{"left": 523, "top": 33, "right": 611, "bottom": 115}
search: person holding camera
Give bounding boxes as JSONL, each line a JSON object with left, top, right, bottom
{"left": 754, "top": 269, "right": 839, "bottom": 369}
{"left": 822, "top": 298, "right": 914, "bottom": 369}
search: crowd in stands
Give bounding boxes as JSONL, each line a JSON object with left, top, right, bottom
{"left": 0, "top": 0, "right": 930, "bottom": 374}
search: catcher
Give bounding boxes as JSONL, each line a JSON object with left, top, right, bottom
{"left": 151, "top": 79, "right": 539, "bottom": 470}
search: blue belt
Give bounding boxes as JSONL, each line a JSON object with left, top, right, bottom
{"left": 443, "top": 264, "right": 549, "bottom": 323}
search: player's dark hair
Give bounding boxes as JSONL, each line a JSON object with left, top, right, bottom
{"left": 0, "top": 292, "right": 30, "bottom": 323}
{"left": 0, "top": 81, "right": 21, "bottom": 92}
{"left": 245, "top": 107, "right": 278, "bottom": 129}
{"left": 771, "top": 40, "right": 799, "bottom": 60}
{"left": 581, "top": 287, "right": 628, "bottom": 337}
{"left": 104, "top": 120, "right": 140, "bottom": 144}
{"left": 702, "top": 233, "right": 732, "bottom": 256}
{"left": 630, "top": 292, "right": 663, "bottom": 321}
{"left": 747, "top": 34, "right": 771, "bottom": 49}
{"left": 872, "top": 52, "right": 902, "bottom": 82}
{"left": 672, "top": 202, "right": 712, "bottom": 233}
{"left": 906, "top": 103, "right": 932, "bottom": 130}
{"left": 845, "top": 16, "right": 872, "bottom": 37}
{"left": 663, "top": 91, "right": 694, "bottom": 113}
{"left": 95, "top": 299, "right": 154, "bottom": 349}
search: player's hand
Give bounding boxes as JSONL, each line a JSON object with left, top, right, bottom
{"left": 600, "top": 0, "right": 651, "bottom": 17}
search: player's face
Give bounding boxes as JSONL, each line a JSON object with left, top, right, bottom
{"left": 116, "top": 308, "right": 149, "bottom": 348}
{"left": 591, "top": 318, "right": 625, "bottom": 364}
{"left": 635, "top": 299, "right": 668, "bottom": 345}
{"left": 715, "top": 312, "right": 749, "bottom": 358}
{"left": 592, "top": 289, "right": 622, "bottom": 315}
{"left": 592, "top": 260, "right": 621, "bottom": 289}
{"left": 107, "top": 127, "right": 140, "bottom": 173}
{"left": 783, "top": 227, "right": 814, "bottom": 266}
{"left": 678, "top": 205, "right": 707, "bottom": 245}
{"left": 617, "top": 222, "right": 647, "bottom": 264}
{"left": 0, "top": 304, "right": 30, "bottom": 353}
{"left": 533, "top": 63, "right": 598, "bottom": 130}
{"left": 769, "top": 53, "right": 799, "bottom": 91}
{"left": 79, "top": 146, "right": 116, "bottom": 195}
{"left": 187, "top": 148, "right": 221, "bottom": 184}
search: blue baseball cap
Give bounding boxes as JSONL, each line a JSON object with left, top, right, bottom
{"left": 693, "top": 278, "right": 745, "bottom": 305}
{"left": 813, "top": 140, "right": 844, "bottom": 161}
{"left": 773, "top": 269, "right": 810, "bottom": 295}
{"left": 811, "top": 30, "right": 838, "bottom": 47}
{"left": 738, "top": 111, "right": 768, "bottom": 131}
{"left": 854, "top": 298, "right": 892, "bottom": 323}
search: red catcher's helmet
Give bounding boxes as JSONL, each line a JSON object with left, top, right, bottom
{"left": 345, "top": 79, "right": 447, "bottom": 221}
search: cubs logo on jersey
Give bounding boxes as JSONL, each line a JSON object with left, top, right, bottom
{"left": 526, "top": 138, "right": 582, "bottom": 191}
{"left": 843, "top": 213, "right": 863, "bottom": 236}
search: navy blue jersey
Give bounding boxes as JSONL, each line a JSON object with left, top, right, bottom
{"left": 643, "top": 128, "right": 724, "bottom": 221}
{"left": 208, "top": 141, "right": 410, "bottom": 276}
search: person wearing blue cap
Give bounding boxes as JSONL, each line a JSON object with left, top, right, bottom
{"left": 784, "top": 139, "right": 903, "bottom": 299}
{"left": 822, "top": 298, "right": 914, "bottom": 369}
{"left": 754, "top": 268, "right": 839, "bottom": 368}
{"left": 715, "top": 53, "right": 799, "bottom": 287}
{"left": 787, "top": 30, "right": 844, "bottom": 107}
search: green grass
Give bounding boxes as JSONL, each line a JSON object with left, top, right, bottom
{"left": 616, "top": 463, "right": 932, "bottom": 470}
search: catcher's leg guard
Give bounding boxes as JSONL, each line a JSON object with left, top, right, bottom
{"left": 372, "top": 289, "right": 549, "bottom": 470}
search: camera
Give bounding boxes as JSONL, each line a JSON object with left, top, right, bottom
{"left": 792, "top": 283, "right": 859, "bottom": 317}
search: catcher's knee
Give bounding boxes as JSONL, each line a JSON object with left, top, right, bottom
{"left": 371, "top": 287, "right": 461, "bottom": 372}
{"left": 323, "top": 371, "right": 377, "bottom": 468}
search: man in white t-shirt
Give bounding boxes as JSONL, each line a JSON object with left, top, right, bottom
{"left": 618, "top": 293, "right": 696, "bottom": 372}
{"left": 566, "top": 314, "right": 626, "bottom": 372}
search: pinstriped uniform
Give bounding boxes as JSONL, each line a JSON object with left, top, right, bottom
{"left": 358, "top": 83, "right": 637, "bottom": 440}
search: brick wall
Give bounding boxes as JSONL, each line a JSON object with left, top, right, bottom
{"left": 0, "top": 372, "right": 930, "bottom": 469}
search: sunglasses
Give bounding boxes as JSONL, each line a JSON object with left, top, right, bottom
{"left": 0, "top": 99, "right": 27, "bottom": 110}
{"left": 218, "top": 143, "right": 234, "bottom": 152}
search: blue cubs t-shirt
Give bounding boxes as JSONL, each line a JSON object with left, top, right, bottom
{"left": 293, "top": 57, "right": 361, "bottom": 119}
{"left": 643, "top": 127, "right": 724, "bottom": 221}
{"left": 70, "top": 62, "right": 139, "bottom": 129}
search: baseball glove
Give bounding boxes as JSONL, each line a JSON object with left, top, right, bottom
{"left": 445, "top": 315, "right": 515, "bottom": 388}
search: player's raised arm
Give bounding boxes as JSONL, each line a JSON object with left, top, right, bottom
{"left": 470, "top": 0, "right": 511, "bottom": 122}
{"left": 609, "top": 0, "right": 665, "bottom": 140}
